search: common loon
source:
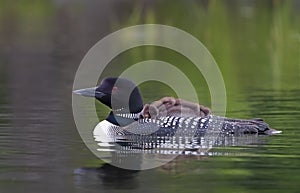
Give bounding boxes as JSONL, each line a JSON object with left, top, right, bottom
{"left": 73, "top": 77, "right": 281, "bottom": 139}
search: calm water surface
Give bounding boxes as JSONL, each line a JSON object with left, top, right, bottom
{"left": 0, "top": 1, "right": 300, "bottom": 193}
{"left": 0, "top": 85, "right": 299, "bottom": 193}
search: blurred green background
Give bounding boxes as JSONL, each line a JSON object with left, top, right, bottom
{"left": 1, "top": 0, "right": 299, "bottom": 113}
{"left": 0, "top": 0, "right": 300, "bottom": 193}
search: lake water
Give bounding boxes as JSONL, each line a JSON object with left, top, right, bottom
{"left": 0, "top": 1, "right": 300, "bottom": 193}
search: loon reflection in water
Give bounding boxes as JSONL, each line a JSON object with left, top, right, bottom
{"left": 73, "top": 77, "right": 281, "bottom": 152}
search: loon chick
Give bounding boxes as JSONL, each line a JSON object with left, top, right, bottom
{"left": 73, "top": 77, "right": 281, "bottom": 136}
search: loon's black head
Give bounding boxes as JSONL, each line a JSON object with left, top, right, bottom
{"left": 73, "top": 77, "right": 144, "bottom": 126}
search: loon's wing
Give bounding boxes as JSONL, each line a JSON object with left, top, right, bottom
{"left": 142, "top": 97, "right": 210, "bottom": 118}
{"left": 219, "top": 116, "right": 282, "bottom": 135}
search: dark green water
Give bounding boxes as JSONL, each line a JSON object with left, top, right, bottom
{"left": 0, "top": 1, "right": 300, "bottom": 193}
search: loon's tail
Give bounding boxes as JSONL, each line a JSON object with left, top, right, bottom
{"left": 220, "top": 117, "right": 282, "bottom": 135}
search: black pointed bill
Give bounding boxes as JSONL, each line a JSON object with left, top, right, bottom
{"left": 73, "top": 87, "right": 105, "bottom": 98}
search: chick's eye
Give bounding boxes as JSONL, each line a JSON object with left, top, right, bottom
{"left": 112, "top": 86, "right": 118, "bottom": 94}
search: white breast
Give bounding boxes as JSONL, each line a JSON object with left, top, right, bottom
{"left": 93, "top": 120, "right": 123, "bottom": 142}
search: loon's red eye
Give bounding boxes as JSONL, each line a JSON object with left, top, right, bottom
{"left": 112, "top": 86, "right": 118, "bottom": 94}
